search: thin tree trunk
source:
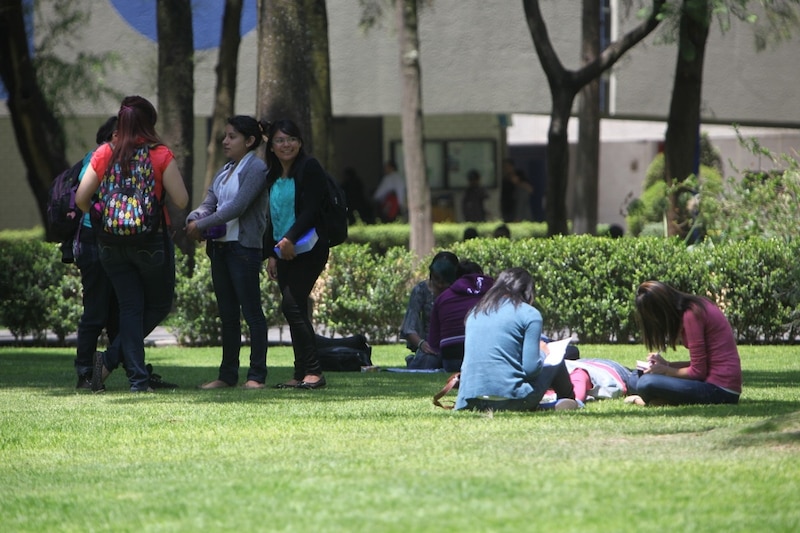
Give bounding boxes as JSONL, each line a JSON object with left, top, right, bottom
{"left": 0, "top": 0, "right": 68, "bottom": 237}
{"left": 204, "top": 0, "right": 242, "bottom": 193}
{"left": 523, "top": 0, "right": 666, "bottom": 237}
{"left": 157, "top": 0, "right": 194, "bottom": 253}
{"left": 573, "top": 0, "right": 601, "bottom": 236}
{"left": 664, "top": 0, "right": 709, "bottom": 238}
{"left": 546, "top": 90, "right": 577, "bottom": 236}
{"left": 397, "top": 0, "right": 433, "bottom": 262}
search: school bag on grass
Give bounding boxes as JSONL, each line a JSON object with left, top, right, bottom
{"left": 46, "top": 158, "right": 86, "bottom": 243}
{"left": 94, "top": 144, "right": 163, "bottom": 243}
{"left": 315, "top": 334, "right": 372, "bottom": 371}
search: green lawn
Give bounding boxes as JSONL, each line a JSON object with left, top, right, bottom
{"left": 1, "top": 344, "right": 798, "bottom": 532}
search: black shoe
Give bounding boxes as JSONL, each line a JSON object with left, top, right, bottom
{"left": 147, "top": 364, "right": 178, "bottom": 389}
{"left": 76, "top": 374, "right": 92, "bottom": 390}
{"left": 91, "top": 351, "right": 106, "bottom": 393}
{"left": 298, "top": 376, "right": 327, "bottom": 390}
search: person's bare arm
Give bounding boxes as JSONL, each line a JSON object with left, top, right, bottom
{"left": 162, "top": 159, "right": 189, "bottom": 209}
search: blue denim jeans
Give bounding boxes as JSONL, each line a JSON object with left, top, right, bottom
{"left": 99, "top": 233, "right": 175, "bottom": 391}
{"left": 74, "top": 227, "right": 119, "bottom": 378}
{"left": 208, "top": 241, "right": 268, "bottom": 385}
{"left": 636, "top": 373, "right": 740, "bottom": 405}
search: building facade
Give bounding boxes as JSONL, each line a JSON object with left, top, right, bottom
{"left": 1, "top": 0, "right": 798, "bottom": 230}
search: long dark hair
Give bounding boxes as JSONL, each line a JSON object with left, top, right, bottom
{"left": 265, "top": 119, "right": 307, "bottom": 185}
{"left": 110, "top": 96, "right": 162, "bottom": 175}
{"left": 227, "top": 115, "right": 268, "bottom": 154}
{"left": 635, "top": 280, "right": 708, "bottom": 352}
{"left": 470, "top": 267, "right": 534, "bottom": 317}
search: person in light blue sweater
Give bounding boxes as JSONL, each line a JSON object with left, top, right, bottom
{"left": 455, "top": 267, "right": 579, "bottom": 411}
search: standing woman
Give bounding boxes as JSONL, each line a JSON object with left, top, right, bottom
{"left": 76, "top": 95, "right": 189, "bottom": 393}
{"left": 264, "top": 119, "right": 329, "bottom": 389}
{"left": 631, "top": 280, "right": 742, "bottom": 406}
{"left": 185, "top": 116, "right": 270, "bottom": 390}
{"left": 455, "top": 267, "right": 579, "bottom": 411}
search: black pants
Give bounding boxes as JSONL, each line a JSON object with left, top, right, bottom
{"left": 465, "top": 361, "right": 575, "bottom": 412}
{"left": 276, "top": 243, "right": 329, "bottom": 381}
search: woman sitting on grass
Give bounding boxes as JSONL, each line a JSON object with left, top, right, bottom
{"left": 455, "top": 267, "right": 579, "bottom": 412}
{"left": 628, "top": 280, "right": 742, "bottom": 406}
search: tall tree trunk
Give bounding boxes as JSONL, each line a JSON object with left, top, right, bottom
{"left": 257, "top": 0, "right": 312, "bottom": 152}
{"left": 546, "top": 90, "right": 578, "bottom": 236}
{"left": 204, "top": 0, "right": 242, "bottom": 193}
{"left": 0, "top": 0, "right": 68, "bottom": 237}
{"left": 306, "top": 0, "right": 334, "bottom": 171}
{"left": 523, "top": 0, "right": 666, "bottom": 236}
{"left": 664, "top": 0, "right": 709, "bottom": 238}
{"left": 157, "top": 0, "right": 194, "bottom": 253}
{"left": 397, "top": 0, "right": 433, "bottom": 262}
{"left": 573, "top": 0, "right": 601, "bottom": 236}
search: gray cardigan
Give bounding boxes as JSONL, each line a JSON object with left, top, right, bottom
{"left": 185, "top": 153, "right": 269, "bottom": 249}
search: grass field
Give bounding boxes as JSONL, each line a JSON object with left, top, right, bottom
{"left": 1, "top": 343, "right": 798, "bottom": 532}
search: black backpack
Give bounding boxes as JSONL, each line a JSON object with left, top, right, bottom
{"left": 321, "top": 167, "right": 348, "bottom": 247}
{"left": 46, "top": 158, "right": 86, "bottom": 242}
{"left": 262, "top": 158, "right": 348, "bottom": 258}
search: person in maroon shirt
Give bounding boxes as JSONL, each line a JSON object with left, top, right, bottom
{"left": 629, "top": 280, "right": 742, "bottom": 406}
{"left": 428, "top": 261, "right": 494, "bottom": 372}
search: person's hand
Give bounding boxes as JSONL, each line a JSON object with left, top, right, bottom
{"left": 266, "top": 257, "right": 278, "bottom": 280}
{"left": 539, "top": 340, "right": 550, "bottom": 355}
{"left": 184, "top": 220, "right": 202, "bottom": 241}
{"left": 419, "top": 340, "right": 436, "bottom": 354}
{"left": 648, "top": 352, "right": 668, "bottom": 366}
{"left": 276, "top": 237, "right": 296, "bottom": 260}
{"left": 646, "top": 361, "right": 670, "bottom": 375}
{"left": 644, "top": 352, "right": 670, "bottom": 375}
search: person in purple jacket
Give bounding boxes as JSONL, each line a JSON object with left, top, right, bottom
{"left": 428, "top": 261, "right": 494, "bottom": 372}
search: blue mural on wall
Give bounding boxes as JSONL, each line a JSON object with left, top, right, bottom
{"left": 109, "top": 0, "right": 258, "bottom": 50}
{"left": 1, "top": 0, "right": 258, "bottom": 99}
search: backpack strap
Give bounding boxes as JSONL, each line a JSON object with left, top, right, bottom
{"left": 433, "top": 372, "right": 460, "bottom": 410}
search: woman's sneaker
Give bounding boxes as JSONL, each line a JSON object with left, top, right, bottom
{"left": 554, "top": 398, "right": 581, "bottom": 411}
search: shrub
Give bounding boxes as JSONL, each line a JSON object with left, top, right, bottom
{"left": 0, "top": 240, "right": 72, "bottom": 341}
{"left": 313, "top": 244, "right": 417, "bottom": 343}
{"left": 171, "top": 246, "right": 285, "bottom": 346}
{"left": 3, "top": 234, "right": 800, "bottom": 345}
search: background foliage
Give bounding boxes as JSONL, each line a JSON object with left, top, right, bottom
{"left": 2, "top": 235, "right": 799, "bottom": 345}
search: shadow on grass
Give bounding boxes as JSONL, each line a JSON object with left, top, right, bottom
{"left": 0, "top": 350, "right": 446, "bottom": 403}
{"left": 742, "top": 368, "right": 800, "bottom": 388}
{"left": 4, "top": 352, "right": 800, "bottom": 422}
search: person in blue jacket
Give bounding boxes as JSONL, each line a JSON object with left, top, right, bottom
{"left": 455, "top": 267, "right": 579, "bottom": 412}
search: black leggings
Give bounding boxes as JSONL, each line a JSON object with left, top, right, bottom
{"left": 276, "top": 243, "right": 329, "bottom": 381}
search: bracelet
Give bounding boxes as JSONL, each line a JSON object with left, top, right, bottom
{"left": 417, "top": 339, "right": 425, "bottom": 351}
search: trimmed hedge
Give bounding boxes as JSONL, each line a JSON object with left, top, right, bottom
{"left": 1, "top": 236, "right": 798, "bottom": 345}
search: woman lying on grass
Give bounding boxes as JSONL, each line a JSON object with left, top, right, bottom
{"left": 628, "top": 280, "right": 742, "bottom": 406}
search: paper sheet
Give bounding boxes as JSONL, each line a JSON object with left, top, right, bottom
{"left": 543, "top": 338, "right": 572, "bottom": 366}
